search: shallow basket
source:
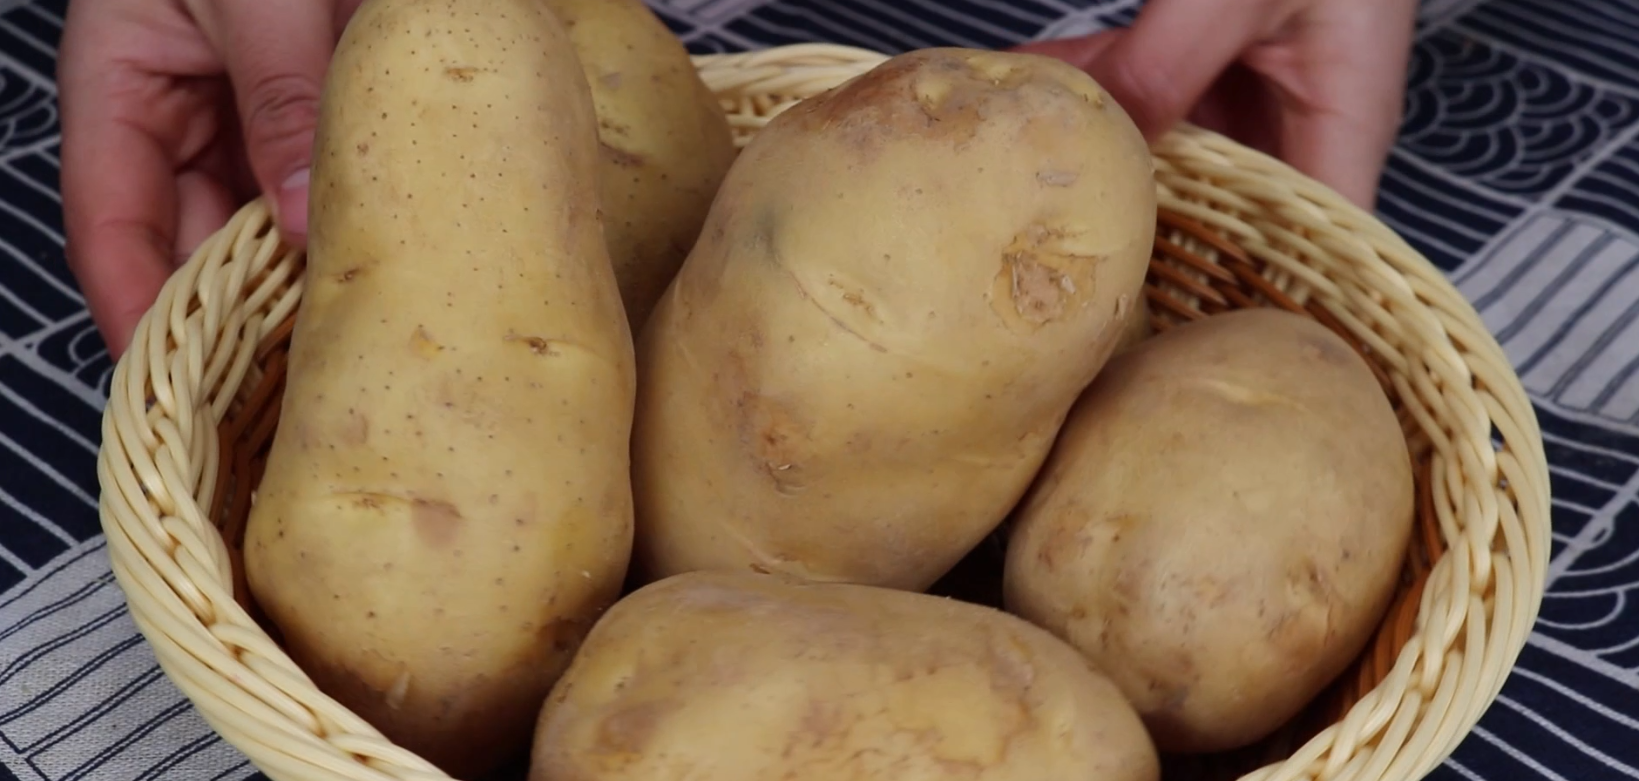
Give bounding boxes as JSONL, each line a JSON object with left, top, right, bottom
{"left": 97, "top": 43, "right": 1551, "bottom": 781}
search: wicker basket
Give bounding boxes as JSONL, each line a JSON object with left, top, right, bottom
{"left": 96, "top": 42, "right": 1551, "bottom": 781}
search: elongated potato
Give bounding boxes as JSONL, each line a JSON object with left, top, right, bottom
{"left": 546, "top": 0, "right": 736, "bottom": 331}
{"left": 242, "top": 0, "right": 636, "bottom": 775}
{"left": 528, "top": 571, "right": 1160, "bottom": 781}
{"left": 631, "top": 48, "right": 1156, "bottom": 592}
{"left": 1003, "top": 309, "right": 1414, "bottom": 753}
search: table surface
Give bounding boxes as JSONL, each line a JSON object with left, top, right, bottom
{"left": 3, "top": 0, "right": 1638, "bottom": 779}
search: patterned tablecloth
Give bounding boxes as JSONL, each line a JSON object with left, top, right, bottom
{"left": 2, "top": 0, "right": 1637, "bottom": 779}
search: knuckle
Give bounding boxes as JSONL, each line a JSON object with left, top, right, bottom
{"left": 239, "top": 71, "right": 321, "bottom": 146}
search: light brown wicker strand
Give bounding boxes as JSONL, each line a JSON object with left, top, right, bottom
{"left": 93, "top": 43, "right": 1551, "bottom": 781}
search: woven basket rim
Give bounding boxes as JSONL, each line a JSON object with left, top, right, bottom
{"left": 95, "top": 42, "right": 1551, "bottom": 781}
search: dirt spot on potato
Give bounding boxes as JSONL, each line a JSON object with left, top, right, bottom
{"left": 443, "top": 66, "right": 484, "bottom": 82}
{"left": 350, "top": 492, "right": 394, "bottom": 511}
{"left": 598, "top": 117, "right": 632, "bottom": 138}
{"left": 600, "top": 140, "right": 645, "bottom": 168}
{"left": 827, "top": 278, "right": 881, "bottom": 322}
{"left": 411, "top": 498, "right": 462, "bottom": 547}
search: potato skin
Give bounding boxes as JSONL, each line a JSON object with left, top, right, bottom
{"left": 1115, "top": 292, "right": 1153, "bottom": 353}
{"left": 1002, "top": 308, "right": 1414, "bottom": 753}
{"left": 546, "top": 0, "right": 737, "bottom": 331}
{"left": 631, "top": 48, "right": 1156, "bottom": 592}
{"left": 528, "top": 571, "right": 1160, "bottom": 781}
{"left": 242, "top": 0, "right": 635, "bottom": 775}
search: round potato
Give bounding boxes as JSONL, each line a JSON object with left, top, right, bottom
{"left": 243, "top": 0, "right": 635, "bottom": 775}
{"left": 1003, "top": 308, "right": 1414, "bottom": 753}
{"left": 528, "top": 571, "right": 1160, "bottom": 781}
{"left": 630, "top": 48, "right": 1156, "bottom": 592}
{"left": 546, "top": 0, "right": 737, "bottom": 331}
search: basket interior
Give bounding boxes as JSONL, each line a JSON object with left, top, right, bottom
{"left": 203, "top": 206, "right": 1446, "bottom": 780}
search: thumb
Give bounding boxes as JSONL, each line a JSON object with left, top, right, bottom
{"left": 1081, "top": 0, "right": 1270, "bottom": 141}
{"left": 201, "top": 1, "right": 336, "bottom": 245}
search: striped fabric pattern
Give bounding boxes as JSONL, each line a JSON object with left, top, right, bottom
{"left": 2, "top": 1, "right": 1637, "bottom": 780}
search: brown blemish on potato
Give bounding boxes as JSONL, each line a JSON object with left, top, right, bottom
{"left": 738, "top": 391, "right": 808, "bottom": 495}
{"left": 989, "top": 224, "right": 1100, "bottom": 332}
{"left": 600, "top": 140, "right": 645, "bottom": 168}
{"left": 355, "top": 142, "right": 369, "bottom": 156}
{"left": 592, "top": 699, "right": 676, "bottom": 756}
{"left": 599, "top": 71, "right": 623, "bottom": 90}
{"left": 503, "top": 331, "right": 559, "bottom": 356}
{"left": 410, "top": 326, "right": 444, "bottom": 358}
{"left": 827, "top": 279, "right": 881, "bottom": 322}
{"left": 338, "top": 490, "right": 400, "bottom": 511}
{"left": 411, "top": 498, "right": 462, "bottom": 547}
{"left": 444, "top": 65, "right": 484, "bottom": 82}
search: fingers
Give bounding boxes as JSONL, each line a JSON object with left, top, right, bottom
{"left": 1082, "top": 0, "right": 1274, "bottom": 141}
{"left": 1009, "top": 30, "right": 1120, "bottom": 71}
{"left": 199, "top": 0, "right": 337, "bottom": 245}
{"left": 1262, "top": 1, "right": 1416, "bottom": 209}
{"left": 57, "top": 6, "right": 179, "bottom": 359}
{"left": 176, "top": 169, "right": 241, "bottom": 260}
{"left": 58, "top": 112, "right": 178, "bottom": 360}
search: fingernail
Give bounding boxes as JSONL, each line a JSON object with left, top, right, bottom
{"left": 277, "top": 168, "right": 311, "bottom": 242}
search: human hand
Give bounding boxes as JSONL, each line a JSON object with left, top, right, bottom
{"left": 58, "top": 0, "right": 362, "bottom": 360}
{"left": 1014, "top": 0, "right": 1417, "bottom": 209}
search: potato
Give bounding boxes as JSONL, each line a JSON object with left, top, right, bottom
{"left": 1002, "top": 308, "right": 1414, "bottom": 753}
{"left": 545, "top": 0, "right": 737, "bottom": 331}
{"left": 242, "top": 0, "right": 636, "bottom": 775}
{"left": 1116, "top": 292, "right": 1153, "bottom": 353}
{"left": 630, "top": 48, "right": 1156, "bottom": 592}
{"left": 528, "top": 571, "right": 1160, "bottom": 781}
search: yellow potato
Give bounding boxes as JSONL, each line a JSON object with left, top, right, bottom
{"left": 242, "top": 0, "right": 635, "bottom": 774}
{"left": 1003, "top": 308, "right": 1414, "bottom": 753}
{"left": 631, "top": 48, "right": 1156, "bottom": 592}
{"left": 546, "top": 0, "right": 737, "bottom": 331}
{"left": 528, "top": 571, "right": 1160, "bottom": 781}
{"left": 1115, "top": 292, "right": 1153, "bottom": 353}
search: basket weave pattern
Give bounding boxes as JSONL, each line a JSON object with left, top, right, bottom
{"left": 97, "top": 43, "right": 1550, "bottom": 781}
